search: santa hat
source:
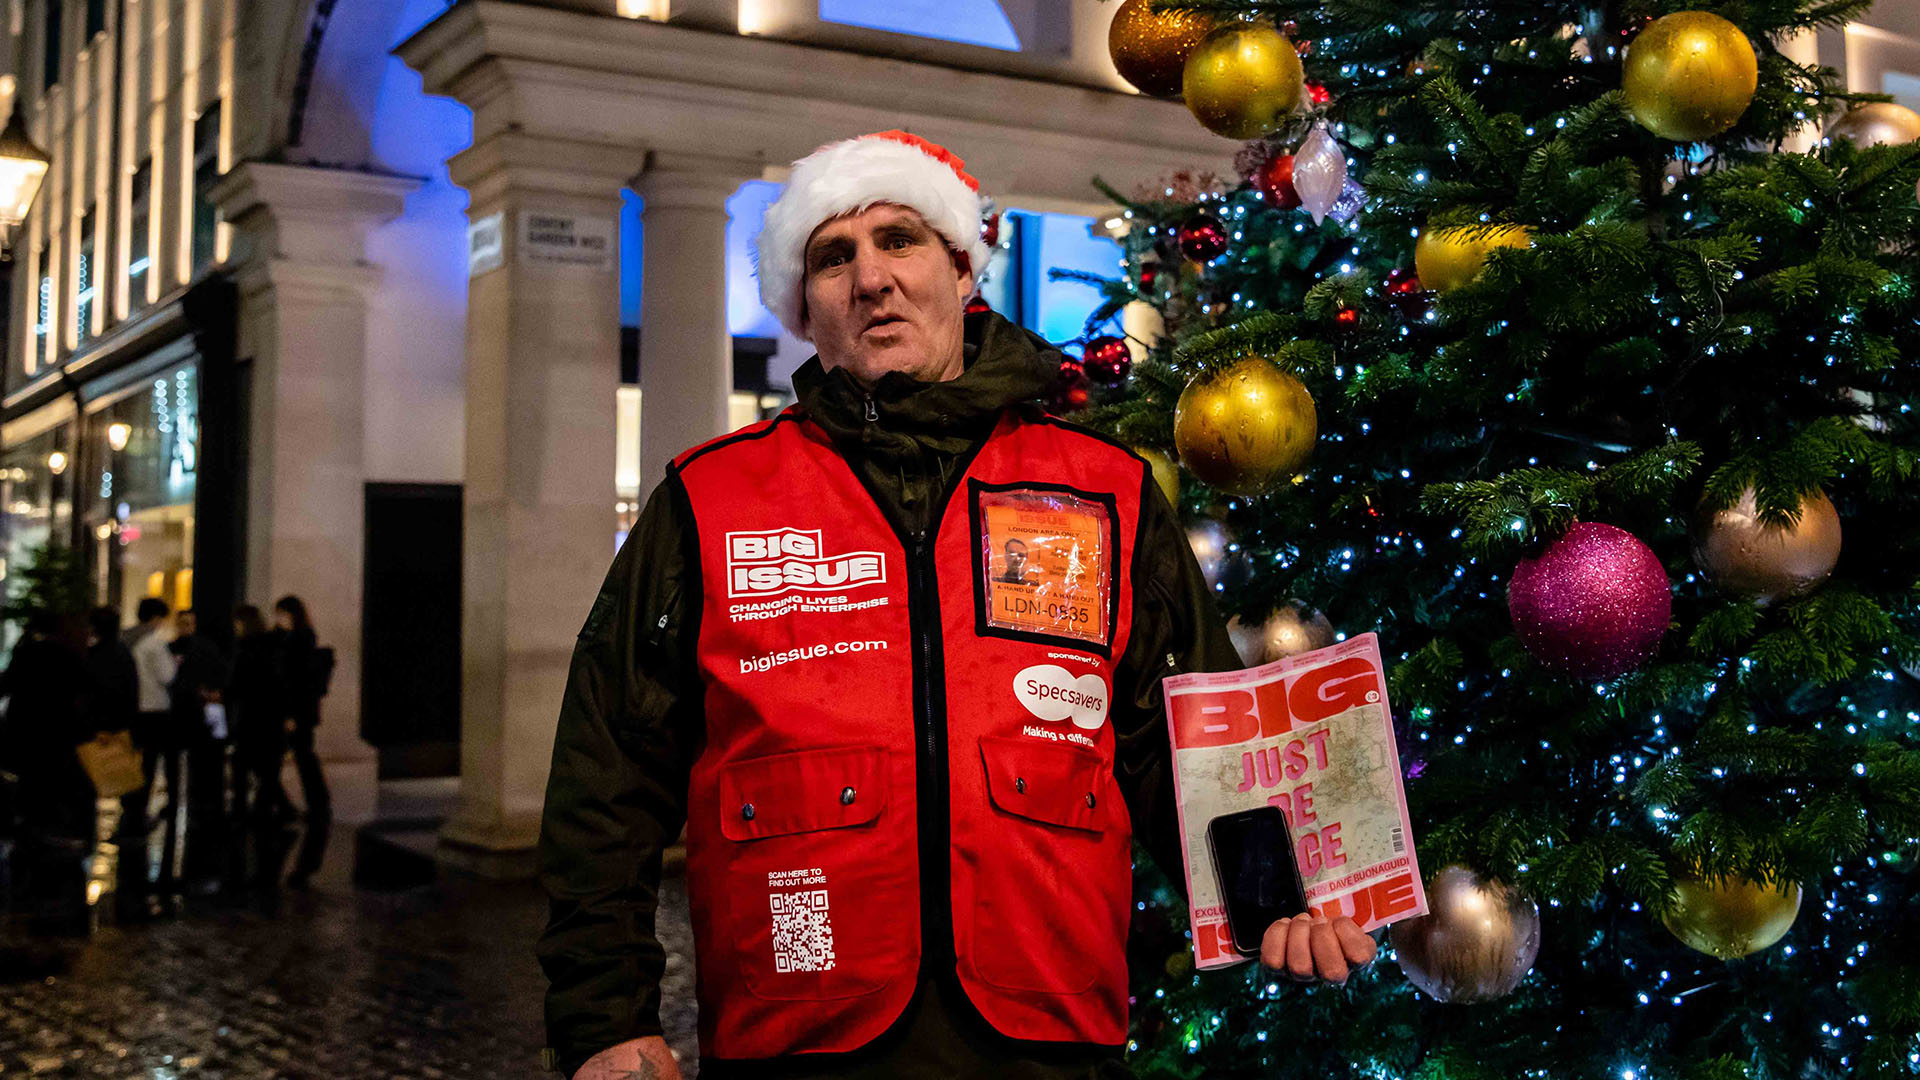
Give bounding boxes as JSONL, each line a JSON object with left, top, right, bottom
{"left": 756, "top": 131, "right": 991, "bottom": 340}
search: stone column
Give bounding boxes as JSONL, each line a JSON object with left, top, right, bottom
{"left": 440, "top": 131, "right": 633, "bottom": 876}
{"left": 215, "top": 162, "right": 420, "bottom": 826}
{"left": 634, "top": 154, "right": 756, "bottom": 497}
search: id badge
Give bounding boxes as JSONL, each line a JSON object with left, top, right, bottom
{"left": 973, "top": 484, "right": 1116, "bottom": 651}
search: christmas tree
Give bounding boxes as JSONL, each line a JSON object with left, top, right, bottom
{"left": 1073, "top": 1, "right": 1920, "bottom": 1076}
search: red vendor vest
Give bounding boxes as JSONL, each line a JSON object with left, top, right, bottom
{"left": 672, "top": 405, "right": 1147, "bottom": 1060}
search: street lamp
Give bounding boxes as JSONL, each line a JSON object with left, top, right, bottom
{"left": 0, "top": 101, "right": 52, "bottom": 250}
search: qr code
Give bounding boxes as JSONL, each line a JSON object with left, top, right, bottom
{"left": 770, "top": 890, "right": 836, "bottom": 973}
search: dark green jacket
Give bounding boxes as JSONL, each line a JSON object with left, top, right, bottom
{"left": 537, "top": 312, "right": 1240, "bottom": 1079}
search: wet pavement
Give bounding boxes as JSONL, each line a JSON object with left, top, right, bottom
{"left": 0, "top": 822, "right": 702, "bottom": 1079}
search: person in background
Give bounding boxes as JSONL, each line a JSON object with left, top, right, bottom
{"left": 124, "top": 597, "right": 179, "bottom": 900}
{"left": 84, "top": 607, "right": 148, "bottom": 920}
{"left": 168, "top": 608, "right": 231, "bottom": 894}
{"left": 228, "top": 605, "right": 290, "bottom": 888}
{"left": 0, "top": 612, "right": 97, "bottom": 934}
{"left": 274, "top": 596, "right": 331, "bottom": 887}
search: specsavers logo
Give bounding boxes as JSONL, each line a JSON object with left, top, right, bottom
{"left": 1014, "top": 664, "right": 1109, "bottom": 731}
{"left": 727, "top": 528, "right": 888, "bottom": 599}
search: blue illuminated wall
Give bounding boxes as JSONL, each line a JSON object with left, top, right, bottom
{"left": 820, "top": 0, "right": 1021, "bottom": 51}
{"left": 980, "top": 210, "right": 1123, "bottom": 346}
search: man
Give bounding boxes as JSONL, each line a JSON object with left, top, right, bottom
{"left": 168, "top": 608, "right": 231, "bottom": 891}
{"left": 998, "top": 537, "right": 1030, "bottom": 584}
{"left": 539, "top": 131, "right": 1376, "bottom": 1080}
{"left": 124, "top": 597, "right": 178, "bottom": 897}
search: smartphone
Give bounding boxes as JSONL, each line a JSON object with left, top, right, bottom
{"left": 1207, "top": 806, "right": 1309, "bottom": 955}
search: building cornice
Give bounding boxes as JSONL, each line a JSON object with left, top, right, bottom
{"left": 395, "top": 1, "right": 1234, "bottom": 214}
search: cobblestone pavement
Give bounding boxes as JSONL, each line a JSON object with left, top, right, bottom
{"left": 0, "top": 827, "right": 702, "bottom": 1080}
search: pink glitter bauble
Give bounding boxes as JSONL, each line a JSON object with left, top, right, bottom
{"left": 1508, "top": 522, "right": 1671, "bottom": 678}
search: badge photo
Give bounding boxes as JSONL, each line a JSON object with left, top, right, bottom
{"left": 969, "top": 481, "right": 1120, "bottom": 655}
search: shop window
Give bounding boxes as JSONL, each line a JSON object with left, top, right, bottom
{"left": 43, "top": 0, "right": 62, "bottom": 90}
{"left": 191, "top": 104, "right": 221, "bottom": 274}
{"left": 82, "top": 364, "right": 199, "bottom": 621}
{"left": 128, "top": 159, "right": 151, "bottom": 311}
{"left": 34, "top": 247, "right": 52, "bottom": 368}
{"left": 0, "top": 422, "right": 77, "bottom": 660}
{"left": 819, "top": 0, "right": 1021, "bottom": 51}
{"left": 76, "top": 209, "right": 95, "bottom": 345}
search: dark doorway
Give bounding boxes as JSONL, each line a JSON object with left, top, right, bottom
{"left": 362, "top": 483, "right": 462, "bottom": 778}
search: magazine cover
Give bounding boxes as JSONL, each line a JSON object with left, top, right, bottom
{"left": 1161, "top": 632, "right": 1427, "bottom": 969}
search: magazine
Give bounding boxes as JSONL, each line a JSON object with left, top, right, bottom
{"left": 1161, "top": 632, "right": 1427, "bottom": 969}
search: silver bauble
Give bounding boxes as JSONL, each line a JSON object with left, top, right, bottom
{"left": 1390, "top": 865, "right": 1540, "bottom": 1003}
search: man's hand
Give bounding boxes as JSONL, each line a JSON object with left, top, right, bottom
{"left": 1260, "top": 914, "right": 1378, "bottom": 985}
{"left": 572, "top": 1036, "right": 683, "bottom": 1080}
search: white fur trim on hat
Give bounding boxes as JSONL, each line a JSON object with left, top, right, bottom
{"left": 755, "top": 131, "right": 990, "bottom": 340}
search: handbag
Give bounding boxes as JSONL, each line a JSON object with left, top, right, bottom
{"left": 77, "top": 730, "right": 147, "bottom": 800}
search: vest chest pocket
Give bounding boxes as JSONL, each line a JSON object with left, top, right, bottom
{"left": 970, "top": 735, "right": 1112, "bottom": 995}
{"left": 716, "top": 746, "right": 910, "bottom": 1002}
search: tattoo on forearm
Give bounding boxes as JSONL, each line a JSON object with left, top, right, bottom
{"left": 615, "top": 1065, "right": 661, "bottom": 1080}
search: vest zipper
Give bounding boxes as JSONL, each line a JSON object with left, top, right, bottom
{"left": 908, "top": 528, "right": 952, "bottom": 971}
{"left": 864, "top": 395, "right": 878, "bottom": 423}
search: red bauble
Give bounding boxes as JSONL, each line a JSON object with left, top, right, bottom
{"left": 965, "top": 295, "right": 993, "bottom": 316}
{"left": 1139, "top": 262, "right": 1161, "bottom": 291}
{"left": 1254, "top": 154, "right": 1303, "bottom": 210}
{"left": 1083, "top": 336, "right": 1133, "bottom": 385}
{"left": 1335, "top": 307, "right": 1360, "bottom": 327}
{"left": 1508, "top": 522, "right": 1671, "bottom": 679}
{"left": 1178, "top": 214, "right": 1230, "bottom": 262}
{"left": 1052, "top": 360, "right": 1092, "bottom": 413}
{"left": 1385, "top": 267, "right": 1430, "bottom": 318}
{"left": 1306, "top": 81, "right": 1331, "bottom": 105}
{"left": 981, "top": 212, "right": 1002, "bottom": 248}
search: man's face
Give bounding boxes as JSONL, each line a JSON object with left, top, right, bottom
{"left": 1005, "top": 540, "right": 1027, "bottom": 576}
{"left": 802, "top": 204, "right": 974, "bottom": 386}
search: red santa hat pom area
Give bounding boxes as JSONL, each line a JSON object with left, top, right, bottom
{"left": 756, "top": 130, "right": 992, "bottom": 340}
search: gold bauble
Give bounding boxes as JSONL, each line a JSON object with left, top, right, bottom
{"left": 1137, "top": 446, "right": 1182, "bottom": 508}
{"left": 1182, "top": 22, "right": 1305, "bottom": 140}
{"left": 1663, "top": 871, "right": 1801, "bottom": 960}
{"left": 1108, "top": 0, "right": 1217, "bottom": 99}
{"left": 1389, "top": 866, "right": 1541, "bottom": 1003}
{"left": 1826, "top": 102, "right": 1920, "bottom": 148}
{"left": 1227, "top": 602, "right": 1336, "bottom": 667}
{"left": 1692, "top": 487, "right": 1842, "bottom": 604}
{"left": 1413, "top": 225, "right": 1534, "bottom": 293}
{"left": 1173, "top": 357, "right": 1317, "bottom": 495}
{"left": 1621, "top": 11, "right": 1757, "bottom": 142}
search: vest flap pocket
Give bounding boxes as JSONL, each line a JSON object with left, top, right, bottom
{"left": 718, "top": 746, "right": 889, "bottom": 842}
{"left": 979, "top": 735, "right": 1103, "bottom": 833}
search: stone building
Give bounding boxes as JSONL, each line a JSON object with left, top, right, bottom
{"left": 0, "top": 0, "right": 1245, "bottom": 872}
